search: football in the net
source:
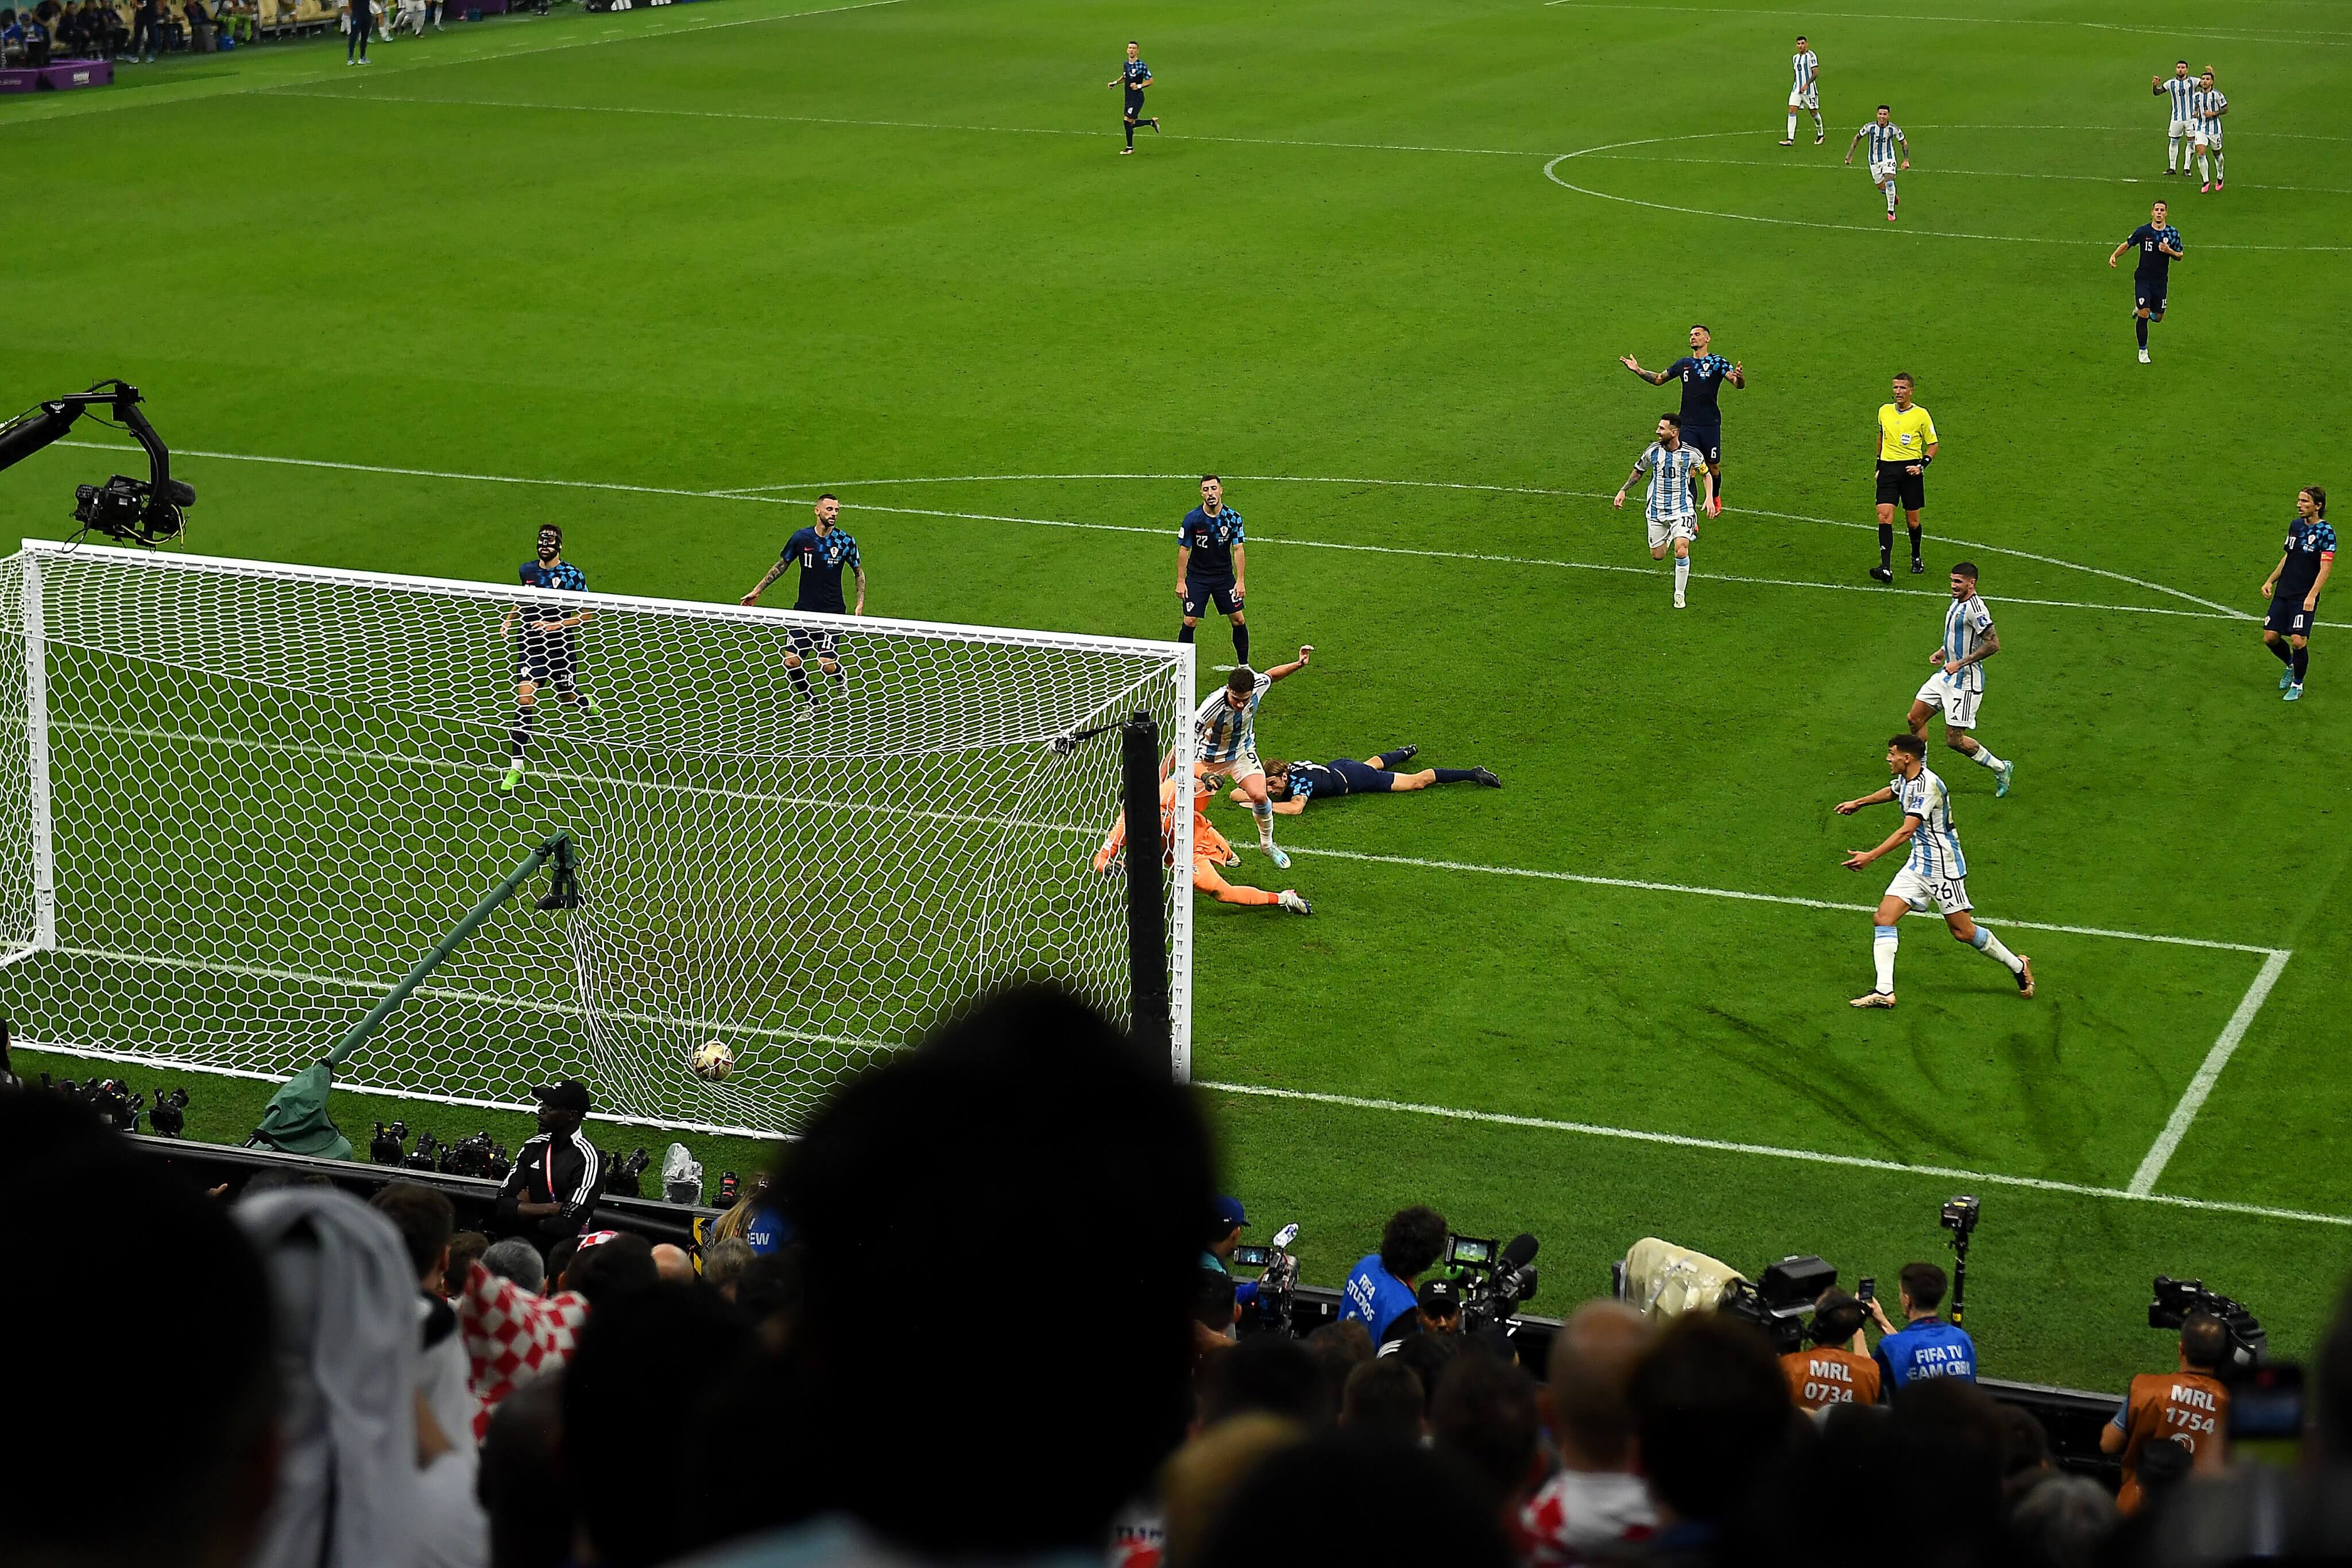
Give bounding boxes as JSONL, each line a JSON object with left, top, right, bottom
{"left": 691, "top": 1040, "right": 734, "bottom": 1082}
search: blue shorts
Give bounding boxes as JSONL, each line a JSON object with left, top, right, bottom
{"left": 1124, "top": 90, "right": 1146, "bottom": 118}
{"left": 1680, "top": 423, "right": 1721, "bottom": 463}
{"left": 1183, "top": 578, "right": 1241, "bottom": 618}
{"left": 1325, "top": 757, "right": 1394, "bottom": 793}
{"left": 2136, "top": 278, "right": 2168, "bottom": 315}
{"left": 2266, "top": 596, "right": 2315, "bottom": 637}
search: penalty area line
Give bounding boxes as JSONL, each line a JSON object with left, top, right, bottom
{"left": 2127, "top": 947, "right": 2294, "bottom": 1196}
{"left": 1196, "top": 1081, "right": 2351, "bottom": 1229}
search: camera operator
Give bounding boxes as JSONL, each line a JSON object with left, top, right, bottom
{"left": 2100, "top": 1309, "right": 2230, "bottom": 1512}
{"left": 1869, "top": 1261, "right": 1978, "bottom": 1391}
{"left": 493, "top": 1079, "right": 605, "bottom": 1248}
{"left": 1202, "top": 1194, "right": 1263, "bottom": 1317}
{"left": 1340, "top": 1205, "right": 1447, "bottom": 1344}
{"left": 1782, "top": 1289, "right": 1882, "bottom": 1413}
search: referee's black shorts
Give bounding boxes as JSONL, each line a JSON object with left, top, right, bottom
{"left": 1875, "top": 459, "right": 1926, "bottom": 511}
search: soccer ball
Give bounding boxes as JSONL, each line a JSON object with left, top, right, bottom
{"left": 691, "top": 1040, "right": 734, "bottom": 1082}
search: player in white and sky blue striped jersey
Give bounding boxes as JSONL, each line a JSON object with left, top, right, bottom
{"left": 2190, "top": 70, "right": 2227, "bottom": 191}
{"left": 1192, "top": 645, "right": 1314, "bottom": 868}
{"left": 2153, "top": 60, "right": 2197, "bottom": 177}
{"left": 1781, "top": 35, "right": 1822, "bottom": 146}
{"left": 1843, "top": 106, "right": 1912, "bottom": 222}
{"left": 1906, "top": 561, "right": 2015, "bottom": 796}
{"left": 1614, "top": 414, "right": 1716, "bottom": 609}
{"left": 1836, "top": 734, "right": 2035, "bottom": 1010}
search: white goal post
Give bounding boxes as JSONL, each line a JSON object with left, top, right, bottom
{"left": 0, "top": 540, "right": 1194, "bottom": 1138}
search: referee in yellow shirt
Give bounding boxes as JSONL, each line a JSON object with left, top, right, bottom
{"left": 1871, "top": 371, "right": 1938, "bottom": 582}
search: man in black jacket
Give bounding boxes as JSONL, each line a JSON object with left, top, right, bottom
{"left": 494, "top": 1079, "right": 605, "bottom": 1248}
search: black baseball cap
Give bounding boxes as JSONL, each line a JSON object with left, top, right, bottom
{"left": 1418, "top": 1277, "right": 1460, "bottom": 1315}
{"left": 532, "top": 1079, "right": 591, "bottom": 1114}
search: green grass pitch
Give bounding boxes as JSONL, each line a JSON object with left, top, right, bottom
{"left": 7, "top": 0, "right": 2351, "bottom": 1391}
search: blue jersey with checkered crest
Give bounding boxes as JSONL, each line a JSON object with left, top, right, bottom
{"left": 1121, "top": 57, "right": 1150, "bottom": 89}
{"left": 783, "top": 525, "right": 861, "bottom": 613}
{"left": 2126, "top": 223, "right": 2183, "bottom": 282}
{"left": 1663, "top": 354, "right": 1734, "bottom": 427}
{"left": 2278, "top": 518, "right": 2337, "bottom": 602}
{"left": 1179, "top": 506, "right": 1245, "bottom": 580}
{"left": 518, "top": 559, "right": 587, "bottom": 625}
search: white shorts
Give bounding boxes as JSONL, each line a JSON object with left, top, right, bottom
{"left": 1789, "top": 88, "right": 1819, "bottom": 110}
{"left": 1869, "top": 158, "right": 1897, "bottom": 183}
{"left": 2169, "top": 116, "right": 2196, "bottom": 140}
{"left": 1200, "top": 750, "right": 1264, "bottom": 788}
{"left": 1886, "top": 864, "right": 1972, "bottom": 915}
{"left": 1913, "top": 673, "right": 1982, "bottom": 730}
{"left": 1647, "top": 514, "right": 1697, "bottom": 549}
{"left": 2195, "top": 127, "right": 2222, "bottom": 150}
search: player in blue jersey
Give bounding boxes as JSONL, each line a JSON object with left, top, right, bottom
{"left": 497, "top": 525, "right": 597, "bottom": 793}
{"left": 2109, "top": 200, "right": 2184, "bottom": 365}
{"left": 2260, "top": 486, "right": 2334, "bottom": 702}
{"left": 1614, "top": 414, "right": 1716, "bottom": 609}
{"left": 1908, "top": 563, "right": 2014, "bottom": 795}
{"left": 1109, "top": 41, "right": 1159, "bottom": 154}
{"left": 1836, "top": 734, "right": 2034, "bottom": 1009}
{"left": 741, "top": 493, "right": 867, "bottom": 715}
{"left": 1621, "top": 324, "right": 1745, "bottom": 502}
{"left": 2153, "top": 61, "right": 2197, "bottom": 177}
{"left": 1176, "top": 475, "right": 1251, "bottom": 665}
{"left": 1243, "top": 744, "right": 1500, "bottom": 815}
{"left": 1844, "top": 105, "right": 1910, "bottom": 222}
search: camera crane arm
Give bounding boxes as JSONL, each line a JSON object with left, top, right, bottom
{"left": 0, "top": 380, "right": 194, "bottom": 544}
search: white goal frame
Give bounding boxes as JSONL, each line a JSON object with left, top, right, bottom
{"left": 0, "top": 539, "right": 1194, "bottom": 1138}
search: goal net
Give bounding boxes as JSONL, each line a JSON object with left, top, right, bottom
{"left": 0, "top": 541, "right": 1194, "bottom": 1138}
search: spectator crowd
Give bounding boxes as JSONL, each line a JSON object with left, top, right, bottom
{"left": 4, "top": 983, "right": 2350, "bottom": 1568}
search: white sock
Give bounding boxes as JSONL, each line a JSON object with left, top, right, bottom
{"left": 1811, "top": 112, "right": 1824, "bottom": 136}
{"left": 1970, "top": 925, "right": 2025, "bottom": 975}
{"left": 2168, "top": 136, "right": 2180, "bottom": 171}
{"left": 1252, "top": 799, "right": 1275, "bottom": 846}
{"left": 1885, "top": 179, "right": 1897, "bottom": 213}
{"left": 1964, "top": 743, "right": 2005, "bottom": 771}
{"left": 2199, "top": 153, "right": 2210, "bottom": 182}
{"left": 1873, "top": 926, "right": 1898, "bottom": 993}
{"left": 1786, "top": 112, "right": 1798, "bottom": 139}
{"left": 1673, "top": 555, "right": 1689, "bottom": 598}
{"left": 2214, "top": 152, "right": 2225, "bottom": 182}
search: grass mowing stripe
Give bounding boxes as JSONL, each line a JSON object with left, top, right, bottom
{"left": 2127, "top": 947, "right": 2296, "bottom": 1196}
{"left": 1197, "top": 1081, "right": 2352, "bottom": 1229}
{"left": 1537, "top": 1, "right": 2352, "bottom": 44}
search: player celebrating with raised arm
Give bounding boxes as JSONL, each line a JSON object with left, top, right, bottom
{"left": 1836, "top": 734, "right": 2034, "bottom": 1010}
{"left": 2109, "top": 200, "right": 2184, "bottom": 365}
{"left": 741, "top": 493, "right": 866, "bottom": 717}
{"left": 1869, "top": 372, "right": 1936, "bottom": 582}
{"left": 1109, "top": 40, "right": 1158, "bottom": 155}
{"left": 2260, "top": 486, "right": 2332, "bottom": 702}
{"left": 1781, "top": 34, "right": 1822, "bottom": 146}
{"left": 1615, "top": 413, "right": 1715, "bottom": 609}
{"left": 1195, "top": 646, "right": 1314, "bottom": 868}
{"left": 1844, "top": 105, "right": 1910, "bottom": 223}
{"left": 1240, "top": 744, "right": 1500, "bottom": 815}
{"left": 1177, "top": 475, "right": 1250, "bottom": 665}
{"left": 1620, "top": 324, "right": 1744, "bottom": 502}
{"left": 2190, "top": 68, "right": 2227, "bottom": 192}
{"left": 1909, "top": 562, "right": 2016, "bottom": 796}
{"left": 2154, "top": 60, "right": 2196, "bottom": 178}
{"left": 497, "top": 525, "right": 596, "bottom": 795}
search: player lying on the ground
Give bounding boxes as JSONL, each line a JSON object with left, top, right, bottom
{"left": 1908, "top": 562, "right": 2016, "bottom": 796}
{"left": 1835, "top": 734, "right": 2034, "bottom": 1010}
{"left": 2259, "top": 485, "right": 2332, "bottom": 703}
{"left": 1093, "top": 772, "right": 1312, "bottom": 915}
{"left": 1235, "top": 746, "right": 1500, "bottom": 815}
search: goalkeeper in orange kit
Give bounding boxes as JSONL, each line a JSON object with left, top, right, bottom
{"left": 1094, "top": 773, "right": 1313, "bottom": 915}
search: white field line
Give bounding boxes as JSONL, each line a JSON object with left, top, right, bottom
{"left": 1545, "top": 137, "right": 2352, "bottom": 253}
{"left": 1572, "top": 149, "right": 2352, "bottom": 199}
{"left": 1282, "top": 845, "right": 2282, "bottom": 955}
{"left": 61, "top": 442, "right": 2305, "bottom": 628}
{"left": 1537, "top": 2, "right": 2352, "bottom": 47}
{"left": 2127, "top": 947, "right": 2295, "bottom": 1195}
{"left": 1197, "top": 1082, "right": 2351, "bottom": 1229}
{"left": 0, "top": 0, "right": 908, "bottom": 127}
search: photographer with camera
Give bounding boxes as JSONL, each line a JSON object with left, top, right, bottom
{"left": 1782, "top": 1289, "right": 1882, "bottom": 1412}
{"left": 2100, "top": 1310, "right": 2231, "bottom": 1512}
{"left": 493, "top": 1079, "right": 605, "bottom": 1249}
{"left": 1869, "top": 1261, "right": 1976, "bottom": 1391}
{"left": 1201, "top": 1194, "right": 1266, "bottom": 1317}
{"left": 1341, "top": 1205, "right": 1448, "bottom": 1344}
